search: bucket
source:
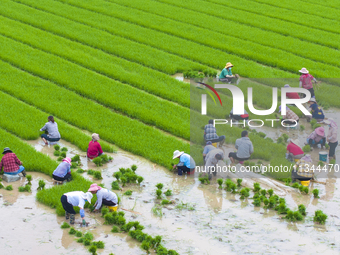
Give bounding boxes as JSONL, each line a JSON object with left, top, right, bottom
{"left": 300, "top": 180, "right": 310, "bottom": 187}
{"left": 108, "top": 205, "right": 118, "bottom": 212}
{"left": 212, "top": 142, "right": 217, "bottom": 148}
{"left": 319, "top": 151, "right": 328, "bottom": 162}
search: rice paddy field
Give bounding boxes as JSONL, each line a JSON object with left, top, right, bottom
{"left": 1, "top": 0, "right": 340, "bottom": 254}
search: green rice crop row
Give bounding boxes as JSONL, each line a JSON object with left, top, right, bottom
{"left": 0, "top": 0, "right": 203, "bottom": 75}
{"left": 148, "top": 0, "right": 340, "bottom": 49}
{"left": 301, "top": 0, "right": 340, "bottom": 10}
{"left": 0, "top": 91, "right": 115, "bottom": 152}
{"left": 0, "top": 15, "right": 190, "bottom": 108}
{"left": 205, "top": 0, "right": 340, "bottom": 35}
{"left": 0, "top": 34, "right": 191, "bottom": 140}
{"left": 252, "top": 0, "right": 340, "bottom": 22}
{"left": 0, "top": 59, "right": 189, "bottom": 169}
{"left": 48, "top": 0, "right": 340, "bottom": 78}
{"left": 4, "top": 0, "right": 293, "bottom": 80}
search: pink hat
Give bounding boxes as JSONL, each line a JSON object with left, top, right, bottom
{"left": 315, "top": 127, "right": 325, "bottom": 137}
{"left": 62, "top": 157, "right": 72, "bottom": 165}
{"left": 88, "top": 183, "right": 101, "bottom": 192}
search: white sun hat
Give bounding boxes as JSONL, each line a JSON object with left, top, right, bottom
{"left": 299, "top": 68, "right": 309, "bottom": 74}
{"left": 173, "top": 150, "right": 184, "bottom": 159}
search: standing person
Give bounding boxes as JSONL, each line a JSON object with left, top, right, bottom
{"left": 324, "top": 118, "right": 338, "bottom": 160}
{"left": 307, "top": 98, "right": 325, "bottom": 122}
{"left": 205, "top": 148, "right": 224, "bottom": 179}
{"left": 203, "top": 141, "right": 216, "bottom": 164}
{"left": 306, "top": 127, "right": 326, "bottom": 148}
{"left": 60, "top": 191, "right": 93, "bottom": 225}
{"left": 0, "top": 147, "right": 26, "bottom": 176}
{"left": 204, "top": 119, "right": 226, "bottom": 147}
{"left": 87, "top": 133, "right": 103, "bottom": 159}
{"left": 229, "top": 108, "right": 249, "bottom": 121}
{"left": 284, "top": 84, "right": 300, "bottom": 100}
{"left": 52, "top": 157, "right": 72, "bottom": 182}
{"left": 286, "top": 139, "right": 304, "bottom": 161}
{"left": 88, "top": 184, "right": 118, "bottom": 212}
{"left": 299, "top": 68, "right": 318, "bottom": 98}
{"left": 219, "top": 62, "right": 239, "bottom": 83}
{"left": 228, "top": 131, "right": 254, "bottom": 164}
{"left": 172, "top": 150, "right": 196, "bottom": 176}
{"left": 279, "top": 105, "right": 299, "bottom": 125}
{"left": 40, "top": 116, "right": 61, "bottom": 145}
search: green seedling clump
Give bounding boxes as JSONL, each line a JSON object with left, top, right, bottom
{"left": 38, "top": 179, "right": 46, "bottom": 190}
{"left": 69, "top": 227, "right": 77, "bottom": 235}
{"left": 53, "top": 150, "right": 60, "bottom": 156}
{"left": 71, "top": 155, "right": 80, "bottom": 163}
{"left": 303, "top": 187, "right": 309, "bottom": 194}
{"left": 156, "top": 189, "right": 163, "bottom": 199}
{"left": 57, "top": 156, "right": 63, "bottom": 161}
{"left": 275, "top": 202, "right": 289, "bottom": 214}
{"left": 121, "top": 177, "right": 127, "bottom": 187}
{"left": 83, "top": 239, "right": 91, "bottom": 246}
{"left": 92, "top": 241, "right": 105, "bottom": 249}
{"left": 23, "top": 184, "right": 31, "bottom": 192}
{"left": 5, "top": 185, "right": 13, "bottom": 191}
{"left": 156, "top": 183, "right": 164, "bottom": 190}
{"left": 326, "top": 144, "right": 330, "bottom": 150}
{"left": 292, "top": 183, "right": 299, "bottom": 189}
{"left": 60, "top": 152, "right": 67, "bottom": 158}
{"left": 317, "top": 161, "right": 324, "bottom": 167}
{"left": 124, "top": 190, "right": 133, "bottom": 196}
{"left": 237, "top": 178, "right": 242, "bottom": 187}
{"left": 111, "top": 181, "right": 120, "bottom": 190}
{"left": 93, "top": 157, "right": 103, "bottom": 167}
{"left": 300, "top": 125, "right": 305, "bottom": 131}
{"left": 253, "top": 182, "right": 261, "bottom": 193}
{"left": 199, "top": 174, "right": 210, "bottom": 184}
{"left": 260, "top": 189, "right": 267, "bottom": 196}
{"left": 298, "top": 204, "right": 306, "bottom": 216}
{"left": 217, "top": 178, "right": 223, "bottom": 188}
{"left": 75, "top": 231, "right": 83, "bottom": 237}
{"left": 137, "top": 176, "right": 144, "bottom": 184}
{"left": 313, "top": 189, "right": 320, "bottom": 198}
{"left": 0, "top": 183, "right": 4, "bottom": 189}
{"left": 71, "top": 162, "right": 78, "bottom": 169}
{"left": 161, "top": 199, "right": 170, "bottom": 205}
{"left": 88, "top": 245, "right": 97, "bottom": 255}
{"left": 93, "top": 171, "right": 103, "bottom": 180}
{"left": 330, "top": 158, "right": 335, "bottom": 164}
{"left": 252, "top": 198, "right": 261, "bottom": 207}
{"left": 84, "top": 232, "right": 94, "bottom": 241}
{"left": 285, "top": 178, "right": 292, "bottom": 186}
{"left": 239, "top": 188, "right": 250, "bottom": 199}
{"left": 61, "top": 147, "right": 68, "bottom": 152}
{"left": 298, "top": 185, "right": 304, "bottom": 192}
{"left": 18, "top": 186, "right": 26, "bottom": 192}
{"left": 77, "top": 238, "right": 84, "bottom": 243}
{"left": 164, "top": 189, "right": 172, "bottom": 196}
{"left": 267, "top": 189, "right": 274, "bottom": 197}
{"left": 26, "top": 175, "right": 32, "bottom": 182}
{"left": 131, "top": 164, "right": 138, "bottom": 171}
{"left": 87, "top": 170, "right": 95, "bottom": 175}
{"left": 76, "top": 168, "right": 85, "bottom": 173}
{"left": 54, "top": 144, "right": 60, "bottom": 151}
{"left": 302, "top": 145, "right": 311, "bottom": 152}
{"left": 111, "top": 226, "right": 120, "bottom": 233}
{"left": 101, "top": 207, "right": 109, "bottom": 216}
{"left": 314, "top": 210, "right": 327, "bottom": 224}
{"left": 114, "top": 172, "right": 122, "bottom": 181}
{"left": 61, "top": 222, "right": 70, "bottom": 229}
{"left": 141, "top": 241, "right": 150, "bottom": 253}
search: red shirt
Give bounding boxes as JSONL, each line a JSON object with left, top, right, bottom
{"left": 87, "top": 141, "right": 103, "bottom": 159}
{"left": 286, "top": 92, "right": 300, "bottom": 99}
{"left": 299, "top": 74, "right": 314, "bottom": 89}
{"left": 0, "top": 153, "right": 22, "bottom": 173}
{"left": 287, "top": 143, "right": 304, "bottom": 155}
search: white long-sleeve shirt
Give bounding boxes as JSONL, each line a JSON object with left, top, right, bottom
{"left": 65, "top": 191, "right": 86, "bottom": 208}
{"left": 95, "top": 189, "right": 118, "bottom": 210}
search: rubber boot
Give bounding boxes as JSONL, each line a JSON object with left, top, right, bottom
{"left": 65, "top": 211, "right": 70, "bottom": 220}
{"left": 70, "top": 214, "right": 75, "bottom": 225}
{"left": 21, "top": 170, "right": 27, "bottom": 177}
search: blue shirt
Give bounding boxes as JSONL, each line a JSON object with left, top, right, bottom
{"left": 53, "top": 161, "right": 71, "bottom": 178}
{"left": 310, "top": 103, "right": 324, "bottom": 119}
{"left": 179, "top": 153, "right": 196, "bottom": 169}
{"left": 203, "top": 145, "right": 216, "bottom": 155}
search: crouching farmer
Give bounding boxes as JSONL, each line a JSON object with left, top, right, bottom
{"left": 291, "top": 155, "right": 314, "bottom": 185}
{"left": 60, "top": 191, "right": 93, "bottom": 225}
{"left": 205, "top": 149, "right": 224, "bottom": 179}
{"left": 0, "top": 147, "right": 26, "bottom": 177}
{"left": 87, "top": 133, "right": 104, "bottom": 160}
{"left": 306, "top": 127, "right": 326, "bottom": 148}
{"left": 229, "top": 131, "right": 254, "bottom": 164}
{"left": 172, "top": 150, "right": 196, "bottom": 175}
{"left": 88, "top": 183, "right": 118, "bottom": 212}
{"left": 286, "top": 139, "right": 304, "bottom": 162}
{"left": 52, "top": 157, "right": 72, "bottom": 182}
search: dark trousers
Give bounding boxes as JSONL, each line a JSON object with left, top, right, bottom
{"left": 177, "top": 165, "right": 194, "bottom": 176}
{"left": 53, "top": 173, "right": 71, "bottom": 181}
{"left": 329, "top": 141, "right": 338, "bottom": 157}
{"left": 229, "top": 114, "right": 249, "bottom": 121}
{"left": 41, "top": 134, "right": 60, "bottom": 142}
{"left": 205, "top": 135, "right": 225, "bottom": 146}
{"left": 308, "top": 138, "right": 325, "bottom": 147}
{"left": 291, "top": 170, "right": 312, "bottom": 182}
{"left": 61, "top": 195, "right": 76, "bottom": 214}
{"left": 282, "top": 119, "right": 299, "bottom": 125}
{"left": 102, "top": 199, "right": 116, "bottom": 206}
{"left": 301, "top": 88, "right": 315, "bottom": 99}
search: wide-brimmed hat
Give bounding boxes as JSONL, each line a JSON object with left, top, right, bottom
{"left": 225, "top": 62, "right": 233, "bottom": 68}
{"left": 2, "top": 147, "right": 12, "bottom": 154}
{"left": 173, "top": 150, "right": 184, "bottom": 159}
{"left": 88, "top": 183, "right": 102, "bottom": 192}
{"left": 299, "top": 68, "right": 309, "bottom": 74}
{"left": 81, "top": 192, "right": 93, "bottom": 202}
{"left": 62, "top": 157, "right": 72, "bottom": 165}
{"left": 315, "top": 127, "right": 325, "bottom": 137}
{"left": 291, "top": 139, "right": 300, "bottom": 147}
{"left": 284, "top": 84, "right": 290, "bottom": 88}
{"left": 92, "top": 133, "right": 100, "bottom": 141}
{"left": 308, "top": 98, "right": 316, "bottom": 103}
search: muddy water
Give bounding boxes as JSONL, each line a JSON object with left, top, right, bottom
{"left": 1, "top": 132, "right": 340, "bottom": 254}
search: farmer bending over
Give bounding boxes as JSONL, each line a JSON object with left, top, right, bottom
{"left": 87, "top": 133, "right": 104, "bottom": 159}
{"left": 205, "top": 148, "right": 224, "bottom": 179}
{"left": 88, "top": 183, "right": 118, "bottom": 212}
{"left": 307, "top": 98, "right": 324, "bottom": 123}
{"left": 40, "top": 116, "right": 61, "bottom": 145}
{"left": 286, "top": 139, "right": 304, "bottom": 162}
{"left": 306, "top": 127, "right": 325, "bottom": 148}
{"left": 60, "top": 191, "right": 92, "bottom": 225}
{"left": 219, "top": 62, "right": 239, "bottom": 83}
{"left": 203, "top": 141, "right": 216, "bottom": 164}
{"left": 0, "top": 147, "right": 26, "bottom": 177}
{"left": 279, "top": 105, "right": 299, "bottom": 126}
{"left": 172, "top": 150, "right": 196, "bottom": 175}
{"left": 52, "top": 157, "right": 72, "bottom": 182}
{"left": 291, "top": 155, "right": 314, "bottom": 184}
{"left": 229, "top": 131, "right": 254, "bottom": 164}
{"left": 204, "top": 119, "right": 225, "bottom": 147}
{"left": 324, "top": 118, "right": 338, "bottom": 160}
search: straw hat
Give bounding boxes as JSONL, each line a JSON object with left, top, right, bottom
{"left": 225, "top": 62, "right": 233, "bottom": 68}
{"left": 291, "top": 139, "right": 300, "bottom": 147}
{"left": 315, "top": 127, "right": 325, "bottom": 137}
{"left": 88, "top": 183, "right": 102, "bottom": 192}
{"left": 299, "top": 68, "right": 309, "bottom": 74}
{"left": 62, "top": 157, "right": 72, "bottom": 165}
{"left": 173, "top": 150, "right": 184, "bottom": 159}
{"left": 2, "top": 147, "right": 12, "bottom": 154}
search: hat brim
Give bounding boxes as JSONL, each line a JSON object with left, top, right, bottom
{"left": 88, "top": 187, "right": 99, "bottom": 192}
{"left": 172, "top": 151, "right": 184, "bottom": 159}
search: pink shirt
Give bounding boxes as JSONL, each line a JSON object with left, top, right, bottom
{"left": 287, "top": 143, "right": 304, "bottom": 155}
{"left": 299, "top": 74, "right": 314, "bottom": 89}
{"left": 87, "top": 141, "right": 103, "bottom": 159}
